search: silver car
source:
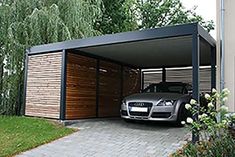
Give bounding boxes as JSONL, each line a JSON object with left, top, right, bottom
{"left": 120, "top": 82, "right": 192, "bottom": 124}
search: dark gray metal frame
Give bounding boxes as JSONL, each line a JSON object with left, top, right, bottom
{"left": 96, "top": 60, "right": 100, "bottom": 117}
{"left": 60, "top": 49, "right": 67, "bottom": 120}
{"left": 23, "top": 23, "right": 216, "bottom": 143}
{"left": 22, "top": 49, "right": 29, "bottom": 115}
{"left": 162, "top": 68, "right": 166, "bottom": 82}
{"left": 211, "top": 46, "right": 216, "bottom": 89}
{"left": 192, "top": 33, "right": 200, "bottom": 143}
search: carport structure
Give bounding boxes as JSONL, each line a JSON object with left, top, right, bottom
{"left": 24, "top": 23, "right": 216, "bottom": 126}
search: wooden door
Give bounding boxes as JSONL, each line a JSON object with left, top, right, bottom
{"left": 98, "top": 61, "right": 121, "bottom": 117}
{"left": 66, "top": 53, "right": 97, "bottom": 119}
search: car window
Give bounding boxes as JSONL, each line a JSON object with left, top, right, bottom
{"left": 143, "top": 83, "right": 187, "bottom": 94}
{"left": 144, "top": 85, "right": 154, "bottom": 93}
{"left": 167, "top": 86, "right": 184, "bottom": 93}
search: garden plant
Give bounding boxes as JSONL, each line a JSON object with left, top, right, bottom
{"left": 172, "top": 88, "right": 235, "bottom": 157}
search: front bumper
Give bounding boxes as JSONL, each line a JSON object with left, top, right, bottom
{"left": 120, "top": 106, "right": 178, "bottom": 122}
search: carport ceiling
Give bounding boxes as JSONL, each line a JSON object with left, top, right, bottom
{"left": 78, "top": 35, "right": 211, "bottom": 68}
{"left": 29, "top": 23, "right": 216, "bottom": 69}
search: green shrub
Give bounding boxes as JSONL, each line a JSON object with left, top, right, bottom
{"left": 172, "top": 134, "right": 235, "bottom": 157}
{"left": 171, "top": 88, "right": 235, "bottom": 157}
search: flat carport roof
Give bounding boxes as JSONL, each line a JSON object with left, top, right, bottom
{"left": 26, "top": 23, "right": 216, "bottom": 142}
{"left": 29, "top": 23, "right": 215, "bottom": 69}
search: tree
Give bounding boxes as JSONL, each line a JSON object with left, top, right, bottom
{"left": 137, "top": 0, "right": 214, "bottom": 31}
{"left": 95, "top": 0, "right": 138, "bottom": 34}
{"left": 97, "top": 0, "right": 214, "bottom": 34}
{"left": 0, "top": 0, "right": 103, "bottom": 115}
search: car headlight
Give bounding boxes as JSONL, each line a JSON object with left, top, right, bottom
{"left": 157, "top": 100, "right": 175, "bottom": 106}
{"left": 121, "top": 100, "right": 127, "bottom": 110}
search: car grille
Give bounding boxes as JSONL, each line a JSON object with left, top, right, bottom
{"left": 151, "top": 112, "right": 171, "bottom": 118}
{"left": 128, "top": 102, "right": 153, "bottom": 117}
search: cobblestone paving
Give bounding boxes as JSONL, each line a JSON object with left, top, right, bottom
{"left": 17, "top": 118, "right": 190, "bottom": 157}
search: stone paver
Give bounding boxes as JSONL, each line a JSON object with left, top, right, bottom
{"left": 17, "top": 118, "right": 190, "bottom": 157}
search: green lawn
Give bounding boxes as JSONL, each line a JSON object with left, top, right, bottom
{"left": 0, "top": 116, "right": 75, "bottom": 157}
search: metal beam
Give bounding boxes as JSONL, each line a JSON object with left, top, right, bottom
{"left": 121, "top": 65, "right": 124, "bottom": 99}
{"left": 119, "top": 65, "right": 124, "bottom": 113}
{"left": 141, "top": 71, "right": 145, "bottom": 90}
{"left": 22, "top": 49, "right": 29, "bottom": 115}
{"left": 211, "top": 46, "right": 216, "bottom": 89}
{"left": 96, "top": 59, "right": 100, "bottom": 117}
{"left": 139, "top": 69, "right": 142, "bottom": 91}
{"left": 60, "top": 50, "right": 67, "bottom": 120}
{"left": 192, "top": 33, "right": 200, "bottom": 143}
{"left": 198, "top": 24, "right": 216, "bottom": 47}
{"left": 162, "top": 68, "right": 166, "bottom": 82}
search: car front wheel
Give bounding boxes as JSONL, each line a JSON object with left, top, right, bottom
{"left": 176, "top": 103, "right": 190, "bottom": 126}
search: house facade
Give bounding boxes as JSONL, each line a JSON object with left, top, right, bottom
{"left": 217, "top": 0, "right": 235, "bottom": 111}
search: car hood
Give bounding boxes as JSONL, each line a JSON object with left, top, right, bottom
{"left": 124, "top": 92, "right": 184, "bottom": 102}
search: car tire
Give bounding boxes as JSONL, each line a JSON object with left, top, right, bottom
{"left": 176, "top": 103, "right": 188, "bottom": 126}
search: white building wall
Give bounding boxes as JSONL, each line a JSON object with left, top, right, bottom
{"left": 217, "top": 0, "right": 235, "bottom": 111}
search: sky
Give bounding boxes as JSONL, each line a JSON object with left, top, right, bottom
{"left": 181, "top": 0, "right": 216, "bottom": 38}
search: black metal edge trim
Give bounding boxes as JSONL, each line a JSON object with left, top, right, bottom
{"left": 28, "top": 50, "right": 63, "bottom": 56}
{"left": 22, "top": 49, "right": 29, "bottom": 115}
{"left": 60, "top": 50, "right": 67, "bottom": 120}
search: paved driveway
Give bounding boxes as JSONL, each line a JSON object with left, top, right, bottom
{"left": 17, "top": 118, "right": 190, "bottom": 157}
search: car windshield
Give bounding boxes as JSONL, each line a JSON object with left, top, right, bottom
{"left": 143, "top": 83, "right": 186, "bottom": 94}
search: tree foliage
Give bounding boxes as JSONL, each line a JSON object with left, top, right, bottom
{"left": 0, "top": 0, "right": 103, "bottom": 115}
{"left": 95, "top": 0, "right": 138, "bottom": 34}
{"left": 136, "top": 0, "right": 214, "bottom": 31}
{"left": 97, "top": 0, "right": 214, "bottom": 34}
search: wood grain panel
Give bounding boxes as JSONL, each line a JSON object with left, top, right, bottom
{"left": 65, "top": 53, "right": 97, "bottom": 119}
{"left": 143, "top": 67, "right": 211, "bottom": 92}
{"left": 98, "top": 61, "right": 121, "bottom": 117}
{"left": 25, "top": 52, "right": 62, "bottom": 119}
{"left": 123, "top": 67, "right": 141, "bottom": 97}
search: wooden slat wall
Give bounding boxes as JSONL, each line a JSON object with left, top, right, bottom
{"left": 25, "top": 52, "right": 62, "bottom": 119}
{"left": 144, "top": 67, "right": 211, "bottom": 92}
{"left": 65, "top": 53, "right": 141, "bottom": 119}
{"left": 166, "top": 68, "right": 211, "bottom": 92}
{"left": 66, "top": 53, "right": 97, "bottom": 119}
{"left": 123, "top": 67, "right": 141, "bottom": 97}
{"left": 98, "top": 61, "right": 121, "bottom": 117}
{"left": 143, "top": 71, "right": 162, "bottom": 88}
